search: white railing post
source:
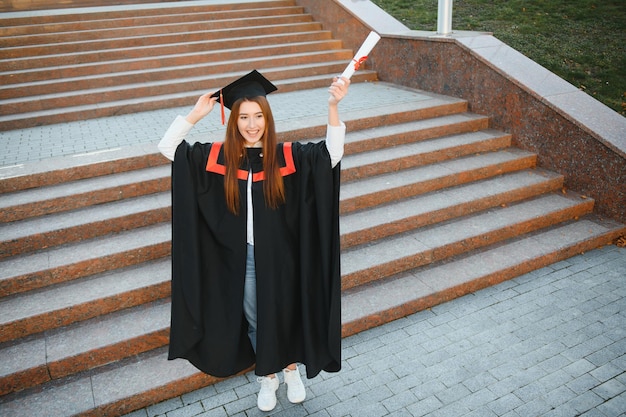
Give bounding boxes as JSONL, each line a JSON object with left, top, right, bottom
{"left": 437, "top": 0, "right": 453, "bottom": 35}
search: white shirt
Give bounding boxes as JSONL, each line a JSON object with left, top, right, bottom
{"left": 158, "top": 116, "right": 346, "bottom": 245}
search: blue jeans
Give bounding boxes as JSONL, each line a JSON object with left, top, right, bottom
{"left": 243, "top": 244, "right": 258, "bottom": 353}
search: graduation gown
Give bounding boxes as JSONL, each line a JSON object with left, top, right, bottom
{"left": 167, "top": 139, "right": 342, "bottom": 379}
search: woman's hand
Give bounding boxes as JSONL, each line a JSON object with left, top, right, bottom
{"left": 328, "top": 77, "right": 349, "bottom": 126}
{"left": 185, "top": 92, "right": 218, "bottom": 125}
{"left": 328, "top": 76, "right": 350, "bottom": 106}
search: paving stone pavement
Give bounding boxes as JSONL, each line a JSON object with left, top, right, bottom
{"left": 121, "top": 244, "right": 626, "bottom": 417}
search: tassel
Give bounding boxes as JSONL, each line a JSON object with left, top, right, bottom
{"left": 220, "top": 89, "right": 225, "bottom": 125}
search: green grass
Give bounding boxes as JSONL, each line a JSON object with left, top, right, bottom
{"left": 371, "top": 0, "right": 626, "bottom": 115}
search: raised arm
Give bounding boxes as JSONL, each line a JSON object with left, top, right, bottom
{"left": 158, "top": 93, "right": 218, "bottom": 161}
{"left": 326, "top": 77, "right": 350, "bottom": 167}
{"left": 185, "top": 92, "right": 218, "bottom": 125}
{"left": 328, "top": 77, "right": 349, "bottom": 126}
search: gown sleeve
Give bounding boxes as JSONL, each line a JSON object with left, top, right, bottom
{"left": 291, "top": 140, "right": 343, "bottom": 378}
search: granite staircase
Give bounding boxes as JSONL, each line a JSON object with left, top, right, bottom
{"left": 0, "top": 0, "right": 376, "bottom": 131}
{"left": 0, "top": 2, "right": 624, "bottom": 417}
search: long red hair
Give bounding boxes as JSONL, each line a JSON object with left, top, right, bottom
{"left": 223, "top": 96, "right": 285, "bottom": 214}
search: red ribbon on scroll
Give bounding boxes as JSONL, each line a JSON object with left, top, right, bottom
{"left": 352, "top": 56, "right": 368, "bottom": 70}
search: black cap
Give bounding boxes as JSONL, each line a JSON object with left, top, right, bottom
{"left": 211, "top": 70, "right": 278, "bottom": 110}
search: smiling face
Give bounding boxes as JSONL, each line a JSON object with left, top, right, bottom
{"left": 237, "top": 100, "right": 266, "bottom": 147}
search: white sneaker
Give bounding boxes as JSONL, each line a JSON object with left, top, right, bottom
{"left": 257, "top": 375, "right": 279, "bottom": 411}
{"left": 283, "top": 365, "right": 306, "bottom": 403}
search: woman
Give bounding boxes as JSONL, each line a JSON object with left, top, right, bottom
{"left": 158, "top": 70, "right": 350, "bottom": 411}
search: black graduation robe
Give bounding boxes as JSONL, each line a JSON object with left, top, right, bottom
{"left": 167, "top": 139, "right": 341, "bottom": 379}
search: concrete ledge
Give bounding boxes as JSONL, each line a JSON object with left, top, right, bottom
{"left": 455, "top": 33, "right": 626, "bottom": 159}
{"left": 298, "top": 0, "right": 625, "bottom": 222}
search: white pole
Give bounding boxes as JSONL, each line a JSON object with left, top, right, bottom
{"left": 437, "top": 0, "right": 453, "bottom": 35}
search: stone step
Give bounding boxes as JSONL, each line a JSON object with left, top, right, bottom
{"left": 0, "top": 88, "right": 468, "bottom": 193}
{"left": 0, "top": 147, "right": 525, "bottom": 298}
{"left": 343, "top": 112, "right": 489, "bottom": 154}
{"left": 0, "top": 68, "right": 378, "bottom": 131}
{"left": 342, "top": 129, "right": 511, "bottom": 183}
{"left": 0, "top": 165, "right": 171, "bottom": 223}
{"left": 0, "top": 167, "right": 563, "bottom": 393}
{"left": 0, "top": 256, "right": 171, "bottom": 343}
{"left": 0, "top": 112, "right": 488, "bottom": 255}
{"left": 0, "top": 32, "right": 336, "bottom": 72}
{"left": 0, "top": 0, "right": 176, "bottom": 13}
{"left": 1, "top": 109, "right": 482, "bottom": 195}
{"left": 340, "top": 168, "right": 564, "bottom": 249}
{"left": 0, "top": 186, "right": 587, "bottom": 344}
{"left": 0, "top": 346, "right": 216, "bottom": 417}
{"left": 279, "top": 90, "right": 469, "bottom": 143}
{"left": 0, "top": 53, "right": 355, "bottom": 114}
{"left": 0, "top": 5, "right": 306, "bottom": 37}
{"left": 0, "top": 1, "right": 296, "bottom": 26}
{"left": 0, "top": 188, "right": 592, "bottom": 394}
{"left": 0, "top": 12, "right": 314, "bottom": 47}
{"left": 0, "top": 298, "right": 171, "bottom": 396}
{"left": 0, "top": 21, "right": 326, "bottom": 59}
{"left": 0, "top": 223, "right": 171, "bottom": 299}
{"left": 0, "top": 192, "right": 171, "bottom": 258}
{"left": 0, "top": 99, "right": 470, "bottom": 209}
{"left": 340, "top": 148, "right": 537, "bottom": 213}
{"left": 341, "top": 215, "right": 626, "bottom": 336}
{"left": 1, "top": 46, "right": 353, "bottom": 99}
{"left": 1, "top": 214, "right": 622, "bottom": 417}
{"left": 340, "top": 192, "right": 595, "bottom": 291}
{"left": 0, "top": 0, "right": 360, "bottom": 131}
{"left": 0, "top": 145, "right": 168, "bottom": 193}
{"left": 0, "top": 38, "right": 346, "bottom": 89}
{"left": 0, "top": 122, "right": 502, "bottom": 254}
{"left": 0, "top": 136, "right": 541, "bottom": 257}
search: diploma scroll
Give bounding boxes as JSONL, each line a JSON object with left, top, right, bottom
{"left": 338, "top": 31, "right": 381, "bottom": 84}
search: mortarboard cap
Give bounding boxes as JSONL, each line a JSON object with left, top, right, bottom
{"left": 211, "top": 70, "right": 278, "bottom": 124}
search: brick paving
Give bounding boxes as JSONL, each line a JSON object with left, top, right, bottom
{"left": 121, "top": 244, "right": 626, "bottom": 417}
